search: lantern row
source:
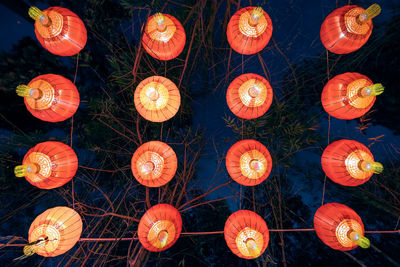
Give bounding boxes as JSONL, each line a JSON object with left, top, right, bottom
{"left": 19, "top": 4, "right": 384, "bottom": 123}
{"left": 23, "top": 203, "right": 370, "bottom": 258}
{"left": 14, "top": 2, "right": 386, "bottom": 261}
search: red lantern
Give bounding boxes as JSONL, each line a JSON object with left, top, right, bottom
{"left": 226, "top": 73, "right": 273, "bottom": 119}
{"left": 131, "top": 141, "right": 177, "bottom": 187}
{"left": 314, "top": 203, "right": 370, "bottom": 251}
{"left": 226, "top": 139, "right": 272, "bottom": 186}
{"left": 134, "top": 76, "right": 181, "bottom": 122}
{"left": 28, "top": 6, "right": 87, "bottom": 56}
{"left": 227, "top": 7, "right": 273, "bottom": 55}
{"left": 142, "top": 13, "right": 186, "bottom": 60}
{"left": 320, "top": 4, "right": 381, "bottom": 54}
{"left": 16, "top": 74, "right": 80, "bottom": 122}
{"left": 321, "top": 139, "right": 382, "bottom": 186}
{"left": 224, "top": 210, "right": 269, "bottom": 259}
{"left": 321, "top": 72, "right": 384, "bottom": 120}
{"left": 27, "top": 206, "right": 82, "bottom": 257}
{"left": 14, "top": 141, "right": 78, "bottom": 189}
{"left": 138, "top": 204, "right": 182, "bottom": 252}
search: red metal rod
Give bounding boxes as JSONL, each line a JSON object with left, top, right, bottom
{"left": 365, "top": 230, "right": 400, "bottom": 233}
{"left": 79, "top": 237, "right": 138, "bottom": 241}
{"left": 181, "top": 231, "right": 224, "bottom": 235}
{"left": 269, "top": 228, "right": 315, "bottom": 232}
{"left": 2, "top": 229, "right": 398, "bottom": 247}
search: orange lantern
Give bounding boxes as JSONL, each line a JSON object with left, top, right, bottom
{"left": 224, "top": 210, "right": 269, "bottom": 259}
{"left": 142, "top": 13, "right": 186, "bottom": 60}
{"left": 226, "top": 139, "right": 272, "bottom": 186}
{"left": 138, "top": 204, "right": 182, "bottom": 252}
{"left": 131, "top": 141, "right": 177, "bottom": 187}
{"left": 321, "top": 72, "right": 384, "bottom": 120}
{"left": 227, "top": 6, "right": 273, "bottom": 55}
{"left": 321, "top": 139, "right": 382, "bottom": 187}
{"left": 14, "top": 141, "right": 78, "bottom": 189}
{"left": 25, "top": 206, "right": 82, "bottom": 257}
{"left": 28, "top": 6, "right": 87, "bottom": 56}
{"left": 314, "top": 203, "right": 370, "bottom": 251}
{"left": 320, "top": 4, "right": 381, "bottom": 54}
{"left": 226, "top": 73, "right": 273, "bottom": 119}
{"left": 16, "top": 74, "right": 80, "bottom": 122}
{"left": 134, "top": 76, "right": 181, "bottom": 122}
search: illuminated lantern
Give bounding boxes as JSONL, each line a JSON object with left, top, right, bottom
{"left": 131, "top": 141, "right": 177, "bottom": 187}
{"left": 226, "top": 139, "right": 272, "bottom": 186}
{"left": 224, "top": 210, "right": 269, "bottom": 259}
{"left": 227, "top": 6, "right": 273, "bottom": 55}
{"left": 321, "top": 139, "right": 382, "bottom": 186}
{"left": 320, "top": 4, "right": 381, "bottom": 54}
{"left": 321, "top": 72, "right": 384, "bottom": 120}
{"left": 226, "top": 73, "right": 273, "bottom": 119}
{"left": 142, "top": 13, "right": 186, "bottom": 60}
{"left": 14, "top": 141, "right": 78, "bottom": 189}
{"left": 25, "top": 206, "right": 82, "bottom": 257}
{"left": 134, "top": 76, "right": 181, "bottom": 122}
{"left": 138, "top": 204, "right": 182, "bottom": 252}
{"left": 16, "top": 74, "right": 80, "bottom": 122}
{"left": 28, "top": 6, "right": 87, "bottom": 56}
{"left": 314, "top": 203, "right": 370, "bottom": 251}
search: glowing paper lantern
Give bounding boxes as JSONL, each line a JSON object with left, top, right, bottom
{"left": 28, "top": 6, "right": 87, "bottom": 56}
{"left": 226, "top": 73, "right": 273, "bottom": 119}
{"left": 25, "top": 206, "right": 82, "bottom": 257}
{"left": 224, "top": 210, "right": 269, "bottom": 259}
{"left": 227, "top": 6, "right": 273, "bottom": 55}
{"left": 226, "top": 139, "right": 272, "bottom": 186}
{"left": 138, "top": 204, "right": 182, "bottom": 252}
{"left": 142, "top": 13, "right": 186, "bottom": 60}
{"left": 321, "top": 139, "right": 382, "bottom": 186}
{"left": 16, "top": 74, "right": 80, "bottom": 122}
{"left": 314, "top": 203, "right": 370, "bottom": 251}
{"left": 131, "top": 141, "right": 177, "bottom": 187}
{"left": 320, "top": 4, "right": 381, "bottom": 54}
{"left": 321, "top": 72, "right": 384, "bottom": 120}
{"left": 14, "top": 141, "right": 78, "bottom": 189}
{"left": 134, "top": 76, "right": 181, "bottom": 122}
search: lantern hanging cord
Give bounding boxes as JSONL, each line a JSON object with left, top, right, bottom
{"left": 3, "top": 229, "right": 400, "bottom": 247}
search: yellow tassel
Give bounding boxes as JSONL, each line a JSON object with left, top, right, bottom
{"left": 349, "top": 231, "right": 370, "bottom": 249}
{"left": 249, "top": 7, "right": 264, "bottom": 26}
{"left": 359, "top": 4, "right": 381, "bottom": 23}
{"left": 16, "top": 85, "right": 31, "bottom": 98}
{"left": 28, "top": 6, "right": 44, "bottom": 21}
{"left": 246, "top": 239, "right": 261, "bottom": 258}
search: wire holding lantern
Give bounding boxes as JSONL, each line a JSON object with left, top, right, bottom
{"left": 14, "top": 141, "right": 78, "bottom": 189}
{"left": 224, "top": 210, "right": 269, "bottom": 259}
{"left": 320, "top": 4, "right": 381, "bottom": 54}
{"left": 226, "top": 139, "right": 272, "bottom": 186}
{"left": 141, "top": 13, "right": 186, "bottom": 61}
{"left": 226, "top": 73, "right": 273, "bottom": 119}
{"left": 227, "top": 6, "right": 273, "bottom": 55}
{"left": 138, "top": 204, "right": 182, "bottom": 252}
{"left": 28, "top": 6, "right": 87, "bottom": 56}
{"left": 131, "top": 141, "right": 177, "bottom": 187}
{"left": 134, "top": 76, "right": 181, "bottom": 122}
{"left": 16, "top": 74, "right": 80, "bottom": 122}
{"left": 321, "top": 72, "right": 384, "bottom": 120}
{"left": 314, "top": 203, "right": 370, "bottom": 251}
{"left": 321, "top": 139, "right": 383, "bottom": 186}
